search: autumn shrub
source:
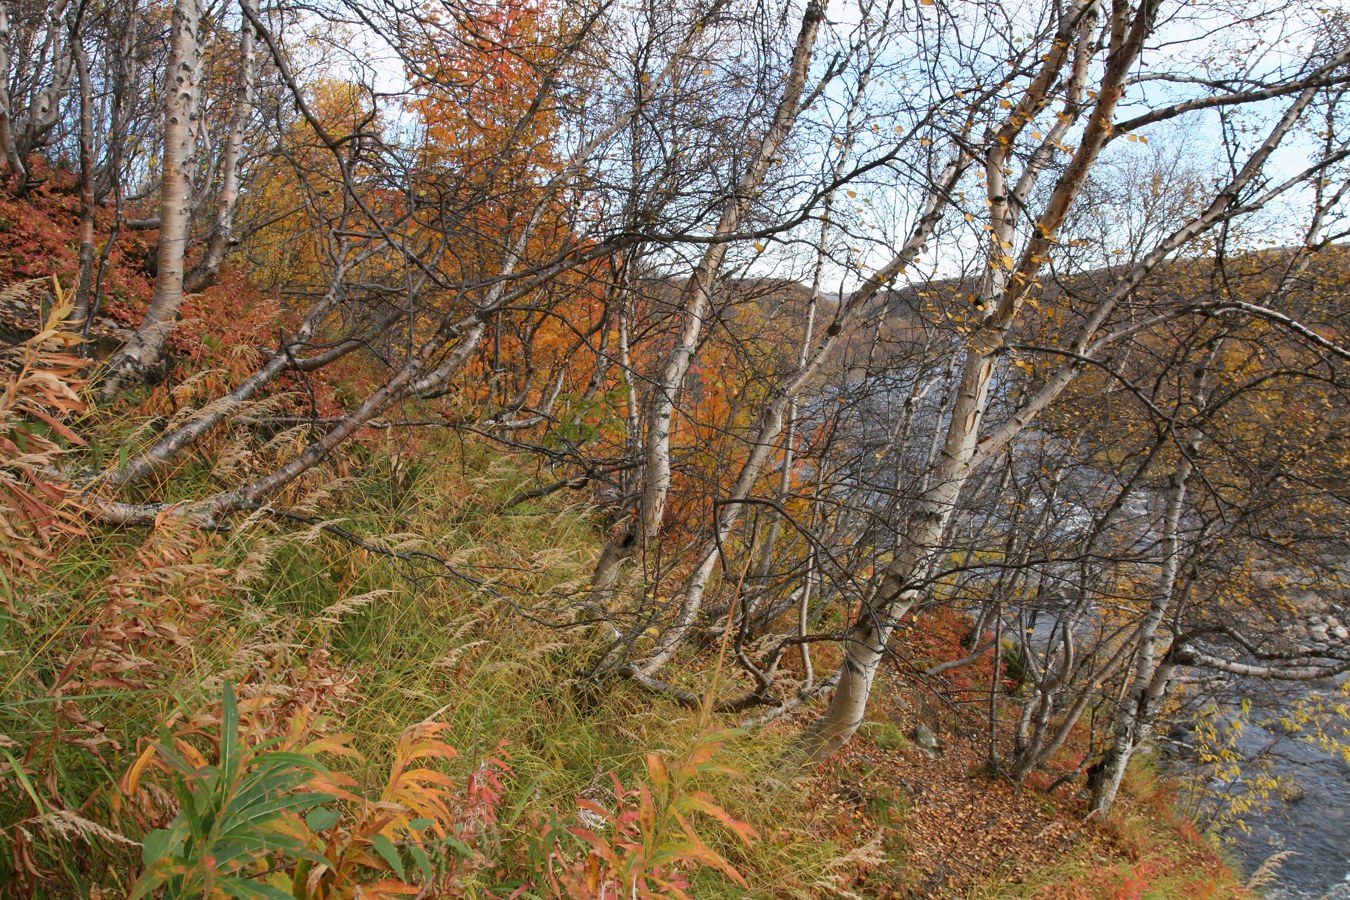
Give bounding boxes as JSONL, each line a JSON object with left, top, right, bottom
{"left": 0, "top": 166, "right": 154, "bottom": 319}
{"left": 0, "top": 279, "right": 89, "bottom": 600}
{"left": 122, "top": 682, "right": 518, "bottom": 896}
{"left": 553, "top": 728, "right": 758, "bottom": 898}
{"left": 113, "top": 678, "right": 766, "bottom": 898}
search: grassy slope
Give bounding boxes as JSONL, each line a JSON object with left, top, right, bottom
{"left": 0, "top": 424, "right": 1255, "bottom": 898}
{"left": 1, "top": 422, "right": 840, "bottom": 895}
{"left": 0, "top": 178, "right": 1253, "bottom": 897}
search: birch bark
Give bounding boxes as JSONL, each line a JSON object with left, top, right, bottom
{"left": 0, "top": 3, "right": 26, "bottom": 182}
{"left": 102, "top": 0, "right": 204, "bottom": 394}
{"left": 185, "top": 0, "right": 258, "bottom": 293}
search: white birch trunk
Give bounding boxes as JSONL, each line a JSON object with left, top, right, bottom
{"left": 632, "top": 154, "right": 968, "bottom": 677}
{"left": 589, "top": 0, "right": 827, "bottom": 612}
{"left": 18, "top": 0, "right": 74, "bottom": 163}
{"left": 185, "top": 0, "right": 257, "bottom": 293}
{"left": 795, "top": 0, "right": 1334, "bottom": 762}
{"left": 72, "top": 39, "right": 95, "bottom": 327}
{"left": 1089, "top": 351, "right": 1213, "bottom": 814}
{"left": 103, "top": 0, "right": 204, "bottom": 394}
{"left": 801, "top": 0, "right": 1127, "bottom": 760}
{"left": 0, "top": 3, "right": 26, "bottom": 182}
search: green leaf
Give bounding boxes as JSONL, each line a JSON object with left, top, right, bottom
{"left": 216, "top": 875, "right": 297, "bottom": 900}
{"left": 141, "top": 827, "right": 177, "bottom": 865}
{"left": 0, "top": 749, "right": 44, "bottom": 816}
{"left": 223, "top": 789, "right": 333, "bottom": 832}
{"left": 221, "top": 681, "right": 240, "bottom": 783}
{"left": 370, "top": 833, "right": 407, "bottom": 881}
{"left": 306, "top": 806, "right": 340, "bottom": 832}
{"left": 408, "top": 844, "right": 434, "bottom": 882}
{"left": 408, "top": 817, "right": 435, "bottom": 832}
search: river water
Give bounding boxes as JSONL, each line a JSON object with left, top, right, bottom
{"left": 1008, "top": 606, "right": 1348, "bottom": 897}
{"left": 1172, "top": 678, "right": 1350, "bottom": 899}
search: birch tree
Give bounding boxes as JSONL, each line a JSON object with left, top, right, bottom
{"left": 91, "top": 0, "right": 757, "bottom": 520}
{"left": 183, "top": 0, "right": 258, "bottom": 293}
{"left": 0, "top": 2, "right": 26, "bottom": 182}
{"left": 587, "top": 0, "right": 829, "bottom": 618}
{"left": 102, "top": 0, "right": 204, "bottom": 394}
{"left": 798, "top": 2, "right": 1350, "bottom": 761}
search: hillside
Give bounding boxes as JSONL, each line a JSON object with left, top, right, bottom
{"left": 5, "top": 0, "right": 1350, "bottom": 893}
{"left": 0, "top": 169, "right": 1259, "bottom": 898}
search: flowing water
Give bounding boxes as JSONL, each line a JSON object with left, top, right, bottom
{"left": 1011, "top": 606, "right": 1348, "bottom": 897}
{"left": 1172, "top": 677, "right": 1350, "bottom": 899}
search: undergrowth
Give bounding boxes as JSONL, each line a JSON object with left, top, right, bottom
{"left": 0, "top": 325, "right": 841, "bottom": 896}
{"left": 972, "top": 759, "right": 1252, "bottom": 900}
{"left": 0, "top": 300, "right": 1250, "bottom": 898}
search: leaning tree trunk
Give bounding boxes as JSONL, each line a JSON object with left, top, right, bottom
{"left": 1089, "top": 350, "right": 1213, "bottom": 815}
{"left": 798, "top": 340, "right": 1003, "bottom": 758}
{"left": 72, "top": 39, "right": 95, "bottom": 328}
{"left": 102, "top": 0, "right": 203, "bottom": 396}
{"left": 587, "top": 0, "right": 827, "bottom": 617}
{"left": 791, "top": 0, "right": 1333, "bottom": 762}
{"left": 184, "top": 0, "right": 257, "bottom": 293}
{"left": 17, "top": 0, "right": 75, "bottom": 171}
{"left": 799, "top": 0, "right": 1128, "bottom": 761}
{"left": 631, "top": 154, "right": 968, "bottom": 681}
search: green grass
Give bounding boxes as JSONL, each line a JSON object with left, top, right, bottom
{"left": 0, "top": 418, "right": 1255, "bottom": 898}
{"left": 0, "top": 427, "right": 847, "bottom": 896}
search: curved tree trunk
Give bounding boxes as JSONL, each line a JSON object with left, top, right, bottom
{"left": 0, "top": 3, "right": 27, "bottom": 185}
{"left": 632, "top": 154, "right": 968, "bottom": 680}
{"left": 1089, "top": 349, "right": 1213, "bottom": 815}
{"left": 17, "top": 0, "right": 75, "bottom": 172}
{"left": 798, "top": 342, "right": 1001, "bottom": 759}
{"left": 800, "top": 0, "right": 1128, "bottom": 761}
{"left": 588, "top": 0, "right": 827, "bottom": 621}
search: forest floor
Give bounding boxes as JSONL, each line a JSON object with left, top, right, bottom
{"left": 0, "top": 422, "right": 1257, "bottom": 897}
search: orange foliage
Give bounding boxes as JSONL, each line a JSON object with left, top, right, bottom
{"left": 0, "top": 282, "right": 90, "bottom": 593}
